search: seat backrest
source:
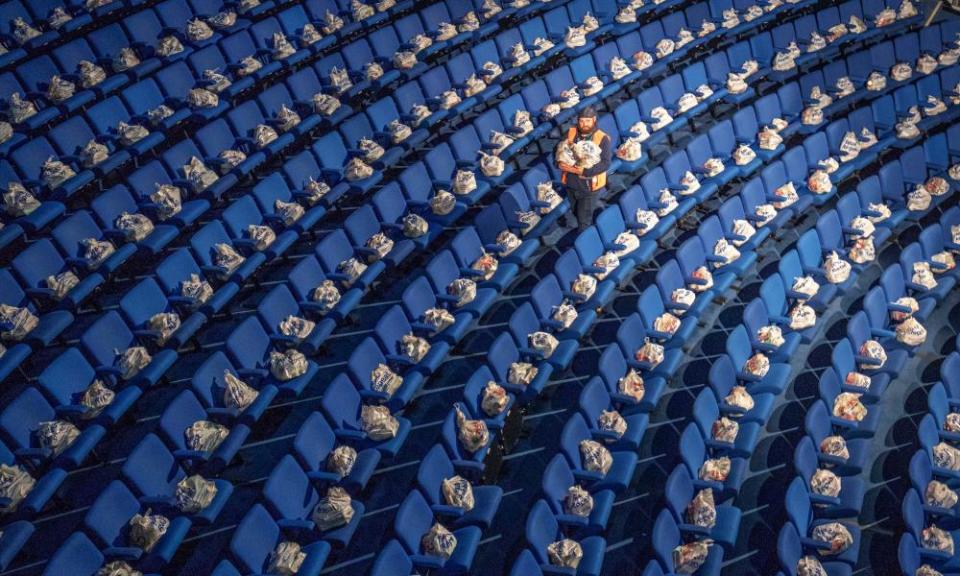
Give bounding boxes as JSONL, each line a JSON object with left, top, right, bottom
{"left": 835, "top": 192, "right": 862, "bottom": 230}
{"left": 374, "top": 305, "right": 413, "bottom": 355}
{"left": 573, "top": 227, "right": 605, "bottom": 266}
{"left": 292, "top": 412, "right": 336, "bottom": 473}
{"left": 188, "top": 44, "right": 229, "bottom": 78}
{"left": 83, "top": 480, "right": 140, "bottom": 549}
{"left": 692, "top": 388, "right": 720, "bottom": 439}
{"left": 679, "top": 423, "right": 705, "bottom": 476}
{"left": 942, "top": 352, "right": 960, "bottom": 398}
{"left": 264, "top": 454, "right": 318, "bottom": 520}
{"left": 80, "top": 311, "right": 134, "bottom": 370}
{"left": 394, "top": 490, "right": 434, "bottom": 554}
{"left": 0, "top": 388, "right": 53, "bottom": 451}
{"left": 597, "top": 344, "right": 627, "bottom": 390}
{"left": 525, "top": 499, "right": 560, "bottom": 564}
{"left": 664, "top": 464, "right": 694, "bottom": 520}
{"left": 792, "top": 436, "right": 818, "bottom": 483}
{"left": 707, "top": 114, "right": 738, "bottom": 156}
{"left": 918, "top": 414, "right": 940, "bottom": 452}
{"left": 319, "top": 371, "right": 362, "bottom": 429}
{"left": 759, "top": 273, "right": 788, "bottom": 316}
{"left": 312, "top": 132, "right": 348, "bottom": 171}
{"left": 776, "top": 523, "right": 803, "bottom": 575}
{"left": 552, "top": 249, "right": 583, "bottom": 294}
{"left": 860, "top": 287, "right": 889, "bottom": 332}
{"left": 282, "top": 149, "right": 322, "bottom": 191}
{"left": 732, "top": 106, "right": 759, "bottom": 144}
{"left": 469, "top": 37, "right": 500, "bottom": 70}
{"left": 450, "top": 226, "right": 484, "bottom": 268}
{"left": 425, "top": 250, "right": 460, "bottom": 296}
{"left": 190, "top": 350, "right": 235, "bottom": 409}
{"left": 615, "top": 313, "right": 647, "bottom": 357}
{"left": 416, "top": 443, "right": 455, "bottom": 506}
{"left": 190, "top": 221, "right": 236, "bottom": 268}
{"left": 880, "top": 264, "right": 906, "bottom": 303}
{"left": 508, "top": 302, "right": 540, "bottom": 347}
{"left": 784, "top": 476, "right": 811, "bottom": 532}
{"left": 578, "top": 377, "right": 610, "bottom": 424}
{"left": 122, "top": 433, "right": 185, "bottom": 498}
{"left": 400, "top": 276, "right": 438, "bottom": 321}
{"left": 803, "top": 400, "right": 832, "bottom": 444}
{"left": 637, "top": 284, "right": 666, "bottom": 330}
{"left": 316, "top": 229, "right": 355, "bottom": 273}
{"left": 618, "top": 185, "right": 649, "bottom": 223}
{"left": 42, "top": 533, "right": 104, "bottom": 576}
{"left": 541, "top": 453, "right": 574, "bottom": 513}
{"left": 226, "top": 316, "right": 273, "bottom": 371}
{"left": 474, "top": 204, "right": 508, "bottom": 248}
{"left": 908, "top": 450, "right": 932, "bottom": 495}
{"left": 119, "top": 278, "right": 169, "bottom": 330}
{"left": 655, "top": 259, "right": 685, "bottom": 303}
{"left": 818, "top": 367, "right": 842, "bottom": 401}
{"left": 218, "top": 28, "right": 259, "bottom": 64}
{"left": 37, "top": 348, "right": 95, "bottom": 408}
{"left": 487, "top": 332, "right": 519, "bottom": 382}
{"left": 814, "top": 209, "right": 844, "bottom": 253}
{"left": 845, "top": 312, "right": 873, "bottom": 352}
{"left": 347, "top": 337, "right": 387, "bottom": 388}
{"left": 651, "top": 509, "right": 680, "bottom": 570}
{"left": 518, "top": 80, "right": 550, "bottom": 121}
{"left": 726, "top": 324, "right": 751, "bottom": 368}
{"left": 155, "top": 61, "right": 196, "bottom": 102}
{"left": 900, "top": 242, "right": 925, "bottom": 276}
{"left": 230, "top": 504, "right": 280, "bottom": 574}
{"left": 529, "top": 275, "right": 563, "bottom": 321}
{"left": 158, "top": 390, "right": 207, "bottom": 451}
{"left": 155, "top": 249, "right": 205, "bottom": 297}
{"left": 901, "top": 488, "right": 925, "bottom": 538}
{"left": 424, "top": 141, "right": 458, "bottom": 180}
{"left": 559, "top": 413, "right": 591, "bottom": 469}
{"left": 256, "top": 284, "right": 301, "bottom": 336}
{"left": 49, "top": 116, "right": 98, "bottom": 160}
{"left": 121, "top": 78, "right": 166, "bottom": 118}
{"left": 0, "top": 268, "right": 26, "bottom": 310}
{"left": 371, "top": 182, "right": 408, "bottom": 227}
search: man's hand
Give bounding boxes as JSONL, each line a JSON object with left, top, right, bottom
{"left": 559, "top": 162, "right": 583, "bottom": 175}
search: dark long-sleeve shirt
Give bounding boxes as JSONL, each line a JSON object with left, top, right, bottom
{"left": 564, "top": 129, "right": 612, "bottom": 193}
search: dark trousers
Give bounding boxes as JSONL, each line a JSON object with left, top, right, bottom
{"left": 569, "top": 186, "right": 606, "bottom": 232}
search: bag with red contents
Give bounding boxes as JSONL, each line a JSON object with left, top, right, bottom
{"left": 454, "top": 406, "right": 489, "bottom": 453}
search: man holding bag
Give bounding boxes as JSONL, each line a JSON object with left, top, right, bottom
{"left": 557, "top": 107, "right": 613, "bottom": 232}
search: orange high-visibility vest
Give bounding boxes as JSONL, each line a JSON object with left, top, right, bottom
{"left": 560, "top": 127, "right": 608, "bottom": 191}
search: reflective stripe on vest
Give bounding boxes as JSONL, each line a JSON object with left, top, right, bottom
{"left": 560, "top": 127, "right": 608, "bottom": 191}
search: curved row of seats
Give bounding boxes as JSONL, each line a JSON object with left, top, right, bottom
{"left": 643, "top": 83, "right": 960, "bottom": 574}
{"left": 767, "top": 156, "right": 959, "bottom": 575}
{"left": 901, "top": 328, "right": 960, "bottom": 575}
